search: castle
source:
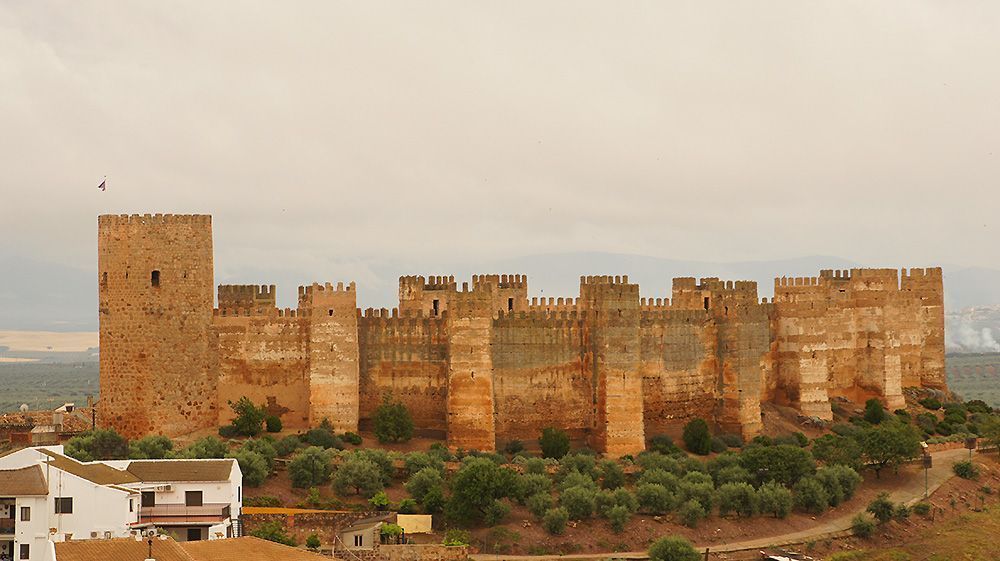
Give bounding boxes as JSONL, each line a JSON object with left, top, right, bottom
{"left": 98, "top": 214, "right": 946, "bottom": 455}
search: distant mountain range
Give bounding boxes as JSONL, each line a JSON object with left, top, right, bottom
{"left": 4, "top": 252, "right": 1000, "bottom": 333}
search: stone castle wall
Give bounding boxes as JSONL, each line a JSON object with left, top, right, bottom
{"left": 98, "top": 214, "right": 947, "bottom": 453}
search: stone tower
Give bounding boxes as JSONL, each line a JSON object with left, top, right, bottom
{"left": 98, "top": 214, "right": 217, "bottom": 438}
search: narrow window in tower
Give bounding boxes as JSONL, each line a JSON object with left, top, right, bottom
{"left": 432, "top": 299, "right": 440, "bottom": 316}
{"left": 328, "top": 309, "right": 334, "bottom": 316}
{"left": 101, "top": 272, "right": 107, "bottom": 288}
{"left": 151, "top": 270, "right": 160, "bottom": 287}
{"left": 703, "top": 297, "right": 710, "bottom": 310}
{"left": 508, "top": 298, "right": 514, "bottom": 311}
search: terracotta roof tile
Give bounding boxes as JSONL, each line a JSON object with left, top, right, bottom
{"left": 0, "top": 465, "right": 47, "bottom": 496}
{"left": 55, "top": 538, "right": 194, "bottom": 561}
{"left": 39, "top": 450, "right": 140, "bottom": 486}
{"left": 181, "top": 537, "right": 328, "bottom": 561}
{"left": 126, "top": 459, "right": 235, "bottom": 482}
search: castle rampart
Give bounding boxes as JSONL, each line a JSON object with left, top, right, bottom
{"left": 98, "top": 214, "right": 947, "bottom": 453}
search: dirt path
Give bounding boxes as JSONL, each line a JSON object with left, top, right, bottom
{"left": 471, "top": 448, "right": 971, "bottom": 561}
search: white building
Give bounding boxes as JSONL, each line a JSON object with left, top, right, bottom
{"left": 0, "top": 446, "right": 242, "bottom": 561}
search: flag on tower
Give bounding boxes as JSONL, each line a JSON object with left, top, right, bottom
{"left": 98, "top": 177, "right": 106, "bottom": 191}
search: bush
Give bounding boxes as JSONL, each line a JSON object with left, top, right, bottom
{"left": 513, "top": 473, "right": 552, "bottom": 504}
{"left": 596, "top": 488, "right": 638, "bottom": 516}
{"left": 251, "top": 520, "right": 297, "bottom": 546}
{"left": 677, "top": 472, "right": 715, "bottom": 512}
{"left": 561, "top": 485, "right": 597, "bottom": 520}
{"left": 265, "top": 415, "right": 282, "bottom": 433}
{"left": 894, "top": 504, "right": 910, "bottom": 521}
{"left": 710, "top": 436, "right": 728, "bottom": 453}
{"left": 558, "top": 453, "right": 598, "bottom": 479}
{"left": 866, "top": 492, "right": 895, "bottom": 524}
{"left": 543, "top": 507, "right": 569, "bottom": 535}
{"left": 792, "top": 477, "right": 829, "bottom": 514}
{"left": 637, "top": 452, "right": 684, "bottom": 475}
{"left": 757, "top": 481, "right": 792, "bottom": 518}
{"left": 483, "top": 500, "right": 510, "bottom": 526}
{"left": 859, "top": 422, "right": 922, "bottom": 479}
{"left": 815, "top": 467, "right": 845, "bottom": 506}
{"left": 342, "top": 432, "right": 363, "bottom": 445}
{"left": 649, "top": 434, "right": 681, "bottom": 455}
{"left": 406, "top": 466, "right": 444, "bottom": 502}
{"left": 527, "top": 492, "right": 553, "bottom": 518}
{"left": 915, "top": 412, "right": 938, "bottom": 434}
{"left": 720, "top": 433, "right": 744, "bottom": 448}
{"left": 523, "top": 457, "right": 548, "bottom": 475}
{"left": 369, "top": 490, "right": 390, "bottom": 510}
{"left": 65, "top": 429, "right": 128, "bottom": 461}
{"left": 232, "top": 449, "right": 269, "bottom": 487}
{"left": 422, "top": 487, "right": 446, "bottom": 514}
{"left": 374, "top": 395, "right": 415, "bottom": 443}
{"left": 303, "top": 427, "right": 343, "bottom": 450}
{"left": 242, "top": 438, "right": 278, "bottom": 472}
{"left": 274, "top": 435, "right": 302, "bottom": 457}
{"left": 682, "top": 418, "right": 712, "bottom": 455}
{"left": 919, "top": 397, "right": 942, "bottom": 410}
{"left": 289, "top": 447, "right": 333, "bottom": 489}
{"left": 864, "top": 398, "right": 887, "bottom": 424}
{"left": 539, "top": 427, "right": 571, "bottom": 459}
{"left": 677, "top": 498, "right": 706, "bottom": 528}
{"left": 404, "top": 452, "right": 444, "bottom": 476}
{"left": 599, "top": 460, "right": 626, "bottom": 489}
{"left": 912, "top": 502, "right": 931, "bottom": 517}
{"left": 442, "top": 529, "right": 471, "bottom": 546}
{"left": 397, "top": 498, "right": 418, "bottom": 514}
{"left": 739, "top": 444, "right": 816, "bottom": 487}
{"left": 714, "top": 465, "right": 751, "bottom": 486}
{"left": 852, "top": 513, "right": 876, "bottom": 538}
{"left": 218, "top": 425, "right": 239, "bottom": 438}
{"left": 305, "top": 533, "right": 321, "bottom": 551}
{"left": 228, "top": 397, "right": 267, "bottom": 437}
{"left": 178, "top": 436, "right": 228, "bottom": 459}
{"left": 128, "top": 435, "right": 174, "bottom": 460}
{"left": 607, "top": 504, "right": 631, "bottom": 533}
{"left": 649, "top": 536, "right": 701, "bottom": 561}
{"left": 953, "top": 460, "right": 980, "bottom": 480}
{"left": 716, "top": 482, "right": 759, "bottom": 518}
{"left": 636, "top": 483, "right": 674, "bottom": 514}
{"left": 558, "top": 470, "right": 598, "bottom": 493}
{"left": 503, "top": 440, "right": 525, "bottom": 456}
{"left": 333, "top": 456, "right": 384, "bottom": 497}
{"left": 446, "top": 458, "right": 517, "bottom": 525}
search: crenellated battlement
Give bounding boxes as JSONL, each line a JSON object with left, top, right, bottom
{"left": 579, "top": 275, "right": 631, "bottom": 285}
{"left": 213, "top": 306, "right": 301, "bottom": 318}
{"left": 528, "top": 296, "right": 580, "bottom": 313}
{"left": 640, "top": 297, "right": 672, "bottom": 310}
{"left": 472, "top": 274, "right": 527, "bottom": 289}
{"left": 218, "top": 284, "right": 277, "bottom": 309}
{"left": 98, "top": 213, "right": 212, "bottom": 227}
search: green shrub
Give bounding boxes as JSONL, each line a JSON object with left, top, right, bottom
{"left": 542, "top": 507, "right": 569, "bottom": 535}
{"left": 894, "top": 504, "right": 910, "bottom": 521}
{"left": 852, "top": 513, "right": 876, "bottom": 538}
{"left": 513, "top": 473, "right": 552, "bottom": 504}
{"left": 539, "top": 427, "right": 571, "bottom": 459}
{"left": 710, "top": 436, "right": 728, "bottom": 453}
{"left": 405, "top": 467, "right": 444, "bottom": 503}
{"left": 218, "top": 425, "right": 239, "bottom": 438}
{"left": 333, "top": 457, "right": 386, "bottom": 496}
{"left": 442, "top": 529, "right": 471, "bottom": 546}
{"left": 677, "top": 498, "right": 706, "bottom": 528}
{"left": 599, "top": 460, "right": 626, "bottom": 489}
{"left": 636, "top": 452, "right": 684, "bottom": 475}
{"left": 638, "top": 468, "right": 679, "bottom": 492}
{"left": 864, "top": 399, "right": 887, "bottom": 424}
{"left": 397, "top": 498, "right": 418, "bottom": 514}
{"left": 677, "top": 473, "right": 715, "bottom": 512}
{"left": 866, "top": 492, "right": 895, "bottom": 524}
{"left": 560, "top": 485, "right": 597, "bottom": 520}
{"left": 373, "top": 395, "right": 415, "bottom": 443}
{"left": 232, "top": 449, "right": 269, "bottom": 487}
{"left": 757, "top": 481, "right": 792, "bottom": 518}
{"left": 228, "top": 397, "right": 267, "bottom": 437}
{"left": 289, "top": 447, "right": 332, "bottom": 489}
{"left": 178, "top": 436, "right": 228, "bottom": 459}
{"left": 527, "top": 492, "right": 553, "bottom": 518}
{"left": 303, "top": 427, "right": 343, "bottom": 450}
{"left": 682, "top": 418, "right": 712, "bottom": 455}
{"left": 649, "top": 434, "right": 681, "bottom": 455}
{"left": 953, "top": 460, "right": 980, "bottom": 480}
{"left": 714, "top": 465, "right": 751, "bottom": 486}
{"left": 503, "top": 440, "right": 525, "bottom": 456}
{"left": 251, "top": 520, "right": 297, "bottom": 546}
{"left": 792, "top": 477, "right": 829, "bottom": 514}
{"left": 716, "top": 482, "right": 759, "bottom": 518}
{"left": 524, "top": 457, "right": 548, "bottom": 475}
{"left": 915, "top": 412, "right": 938, "bottom": 434}
{"left": 815, "top": 467, "right": 845, "bottom": 506}
{"left": 128, "top": 435, "right": 174, "bottom": 460}
{"left": 912, "top": 502, "right": 931, "bottom": 517}
{"left": 607, "top": 504, "right": 631, "bottom": 533}
{"left": 342, "top": 432, "right": 363, "bottom": 445}
{"left": 244, "top": 495, "right": 281, "bottom": 507}
{"left": 65, "top": 428, "right": 128, "bottom": 461}
{"left": 649, "top": 536, "right": 700, "bottom": 561}
{"left": 739, "top": 444, "right": 816, "bottom": 487}
{"left": 559, "top": 453, "right": 598, "bottom": 479}
{"left": 369, "top": 490, "right": 390, "bottom": 510}
{"left": 265, "top": 415, "right": 282, "bottom": 433}
{"left": 720, "top": 433, "right": 744, "bottom": 448}
{"left": 305, "top": 533, "right": 321, "bottom": 551}
{"left": 404, "top": 451, "right": 444, "bottom": 476}
{"left": 274, "top": 435, "right": 302, "bottom": 457}
{"left": 421, "top": 487, "right": 445, "bottom": 514}
{"left": 241, "top": 438, "right": 278, "bottom": 472}
{"left": 483, "top": 500, "right": 510, "bottom": 526}
{"left": 919, "top": 397, "right": 942, "bottom": 410}
{"left": 445, "top": 458, "right": 517, "bottom": 525}
{"left": 558, "top": 470, "right": 598, "bottom": 493}
{"left": 636, "top": 483, "right": 674, "bottom": 514}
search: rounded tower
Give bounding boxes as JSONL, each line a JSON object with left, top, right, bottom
{"left": 98, "top": 214, "right": 217, "bottom": 438}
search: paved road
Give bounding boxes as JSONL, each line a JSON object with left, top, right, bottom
{"left": 471, "top": 447, "right": 970, "bottom": 561}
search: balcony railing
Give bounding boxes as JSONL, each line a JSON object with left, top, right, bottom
{"left": 0, "top": 518, "right": 14, "bottom": 533}
{"left": 138, "top": 503, "right": 230, "bottom": 523}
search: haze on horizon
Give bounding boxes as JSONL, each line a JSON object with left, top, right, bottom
{"left": 1, "top": 2, "right": 999, "bottom": 331}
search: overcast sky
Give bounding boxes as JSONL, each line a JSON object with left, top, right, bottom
{"left": 2, "top": 2, "right": 999, "bottom": 304}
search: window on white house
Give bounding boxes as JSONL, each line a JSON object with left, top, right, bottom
{"left": 19, "top": 543, "right": 28, "bottom": 559}
{"left": 185, "top": 491, "right": 203, "bottom": 507}
{"left": 20, "top": 506, "right": 29, "bottom": 521}
{"left": 54, "top": 497, "right": 73, "bottom": 514}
